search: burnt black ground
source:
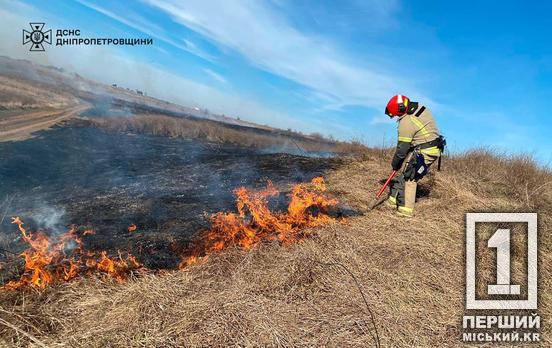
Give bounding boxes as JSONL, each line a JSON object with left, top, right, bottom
{"left": 0, "top": 119, "right": 343, "bottom": 270}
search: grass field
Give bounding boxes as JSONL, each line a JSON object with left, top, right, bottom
{"left": 1, "top": 147, "right": 549, "bottom": 347}
{"left": 91, "top": 113, "right": 367, "bottom": 155}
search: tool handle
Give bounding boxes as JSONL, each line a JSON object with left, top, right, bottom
{"left": 376, "top": 170, "right": 397, "bottom": 198}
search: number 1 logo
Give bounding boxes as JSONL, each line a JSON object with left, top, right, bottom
{"left": 465, "top": 213, "right": 537, "bottom": 310}
{"left": 487, "top": 228, "right": 521, "bottom": 295}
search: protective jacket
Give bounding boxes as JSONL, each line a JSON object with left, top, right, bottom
{"left": 391, "top": 103, "right": 441, "bottom": 171}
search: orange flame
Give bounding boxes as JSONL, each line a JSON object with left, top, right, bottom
{"left": 4, "top": 177, "right": 341, "bottom": 289}
{"left": 83, "top": 229, "right": 95, "bottom": 236}
{"left": 180, "top": 177, "right": 340, "bottom": 268}
{"left": 4, "top": 217, "right": 142, "bottom": 290}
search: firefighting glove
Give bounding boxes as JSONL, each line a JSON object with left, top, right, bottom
{"left": 391, "top": 141, "right": 411, "bottom": 171}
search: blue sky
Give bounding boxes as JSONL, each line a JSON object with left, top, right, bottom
{"left": 1, "top": 1, "right": 551, "bottom": 163}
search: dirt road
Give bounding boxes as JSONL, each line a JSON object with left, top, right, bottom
{"left": 0, "top": 104, "right": 90, "bottom": 142}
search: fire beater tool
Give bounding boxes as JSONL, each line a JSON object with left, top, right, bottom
{"left": 367, "top": 170, "right": 397, "bottom": 211}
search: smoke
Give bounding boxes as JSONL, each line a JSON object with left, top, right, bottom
{"left": 0, "top": 2, "right": 319, "bottom": 134}
{"left": 259, "top": 144, "right": 335, "bottom": 158}
{"left": 29, "top": 205, "right": 67, "bottom": 235}
{"left": 0, "top": 4, "right": 345, "bottom": 268}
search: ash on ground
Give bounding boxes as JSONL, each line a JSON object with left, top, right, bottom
{"left": 0, "top": 120, "right": 344, "bottom": 270}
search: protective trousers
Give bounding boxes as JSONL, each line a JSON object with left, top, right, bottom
{"left": 388, "top": 151, "right": 439, "bottom": 216}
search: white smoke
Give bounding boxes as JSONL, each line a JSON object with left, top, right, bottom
{"left": 29, "top": 205, "right": 67, "bottom": 234}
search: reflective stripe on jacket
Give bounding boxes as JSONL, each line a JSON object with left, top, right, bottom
{"left": 391, "top": 105, "right": 441, "bottom": 170}
{"left": 397, "top": 105, "right": 440, "bottom": 147}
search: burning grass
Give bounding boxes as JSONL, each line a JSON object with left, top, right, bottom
{"left": 2, "top": 177, "right": 341, "bottom": 291}
{"left": 180, "top": 177, "right": 340, "bottom": 268}
{"left": 0, "top": 151, "right": 550, "bottom": 347}
{"left": 4, "top": 217, "right": 142, "bottom": 290}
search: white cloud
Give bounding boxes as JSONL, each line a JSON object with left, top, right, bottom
{"left": 0, "top": 4, "right": 317, "bottom": 133}
{"left": 75, "top": 0, "right": 216, "bottom": 62}
{"left": 0, "top": 0, "right": 438, "bottom": 141}
{"left": 202, "top": 68, "right": 226, "bottom": 84}
{"left": 143, "top": 0, "right": 429, "bottom": 110}
{"left": 369, "top": 115, "right": 395, "bottom": 126}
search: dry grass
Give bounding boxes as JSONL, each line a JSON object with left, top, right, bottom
{"left": 91, "top": 114, "right": 369, "bottom": 155}
{"left": 0, "top": 76, "right": 78, "bottom": 111}
{"left": 0, "top": 149, "right": 550, "bottom": 347}
{"left": 448, "top": 148, "right": 552, "bottom": 210}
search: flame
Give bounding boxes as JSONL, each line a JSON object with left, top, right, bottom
{"left": 4, "top": 177, "right": 341, "bottom": 289}
{"left": 83, "top": 229, "right": 95, "bottom": 236}
{"left": 180, "top": 177, "right": 340, "bottom": 268}
{"left": 4, "top": 217, "right": 142, "bottom": 290}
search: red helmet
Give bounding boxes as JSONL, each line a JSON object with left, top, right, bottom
{"left": 385, "top": 94, "right": 410, "bottom": 117}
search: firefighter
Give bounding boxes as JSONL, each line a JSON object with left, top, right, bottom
{"left": 384, "top": 94, "right": 445, "bottom": 217}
